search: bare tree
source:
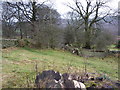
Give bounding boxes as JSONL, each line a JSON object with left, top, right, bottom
{"left": 2, "top": 2, "right": 29, "bottom": 39}
{"left": 6, "top": 0, "right": 47, "bottom": 38}
{"left": 64, "top": 12, "right": 85, "bottom": 47}
{"left": 67, "top": 0, "right": 113, "bottom": 49}
{"left": 2, "top": 2, "right": 17, "bottom": 38}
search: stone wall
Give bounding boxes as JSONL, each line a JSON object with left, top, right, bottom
{"left": 1, "top": 39, "right": 18, "bottom": 48}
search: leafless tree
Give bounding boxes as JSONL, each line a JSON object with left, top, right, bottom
{"left": 2, "top": 2, "right": 17, "bottom": 38}
{"left": 6, "top": 0, "right": 46, "bottom": 39}
{"left": 64, "top": 12, "right": 85, "bottom": 47}
{"left": 67, "top": 0, "right": 113, "bottom": 49}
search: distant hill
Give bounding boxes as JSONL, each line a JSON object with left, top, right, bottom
{"left": 59, "top": 16, "right": 118, "bottom": 36}
{"left": 100, "top": 16, "right": 118, "bottom": 36}
{"left": 118, "top": 15, "right": 120, "bottom": 36}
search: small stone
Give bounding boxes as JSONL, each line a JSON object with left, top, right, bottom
{"left": 96, "top": 77, "right": 103, "bottom": 81}
{"left": 90, "top": 77, "right": 95, "bottom": 80}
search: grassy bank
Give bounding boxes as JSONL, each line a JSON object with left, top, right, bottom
{"left": 2, "top": 47, "right": 118, "bottom": 88}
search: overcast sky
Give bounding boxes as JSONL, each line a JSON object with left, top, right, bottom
{"left": 53, "top": 0, "right": 119, "bottom": 15}
{"left": 2, "top": 0, "right": 119, "bottom": 18}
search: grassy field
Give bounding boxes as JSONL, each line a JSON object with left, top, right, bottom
{"left": 2, "top": 47, "right": 118, "bottom": 88}
{"left": 108, "top": 44, "right": 120, "bottom": 51}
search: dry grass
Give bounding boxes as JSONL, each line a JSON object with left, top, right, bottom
{"left": 2, "top": 47, "right": 118, "bottom": 88}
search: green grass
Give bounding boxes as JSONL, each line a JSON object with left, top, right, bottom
{"left": 108, "top": 44, "right": 120, "bottom": 51}
{"left": 2, "top": 47, "right": 118, "bottom": 88}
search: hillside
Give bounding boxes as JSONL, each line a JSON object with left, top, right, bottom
{"left": 2, "top": 47, "right": 118, "bottom": 88}
{"left": 59, "top": 16, "right": 118, "bottom": 35}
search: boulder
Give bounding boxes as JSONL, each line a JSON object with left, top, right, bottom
{"left": 35, "top": 70, "right": 86, "bottom": 89}
{"left": 35, "top": 70, "right": 61, "bottom": 83}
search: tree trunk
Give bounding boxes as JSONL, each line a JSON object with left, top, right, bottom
{"left": 17, "top": 3, "right": 23, "bottom": 39}
{"left": 31, "top": 1, "right": 37, "bottom": 39}
{"left": 84, "top": 41, "right": 91, "bottom": 49}
{"left": 20, "top": 28, "right": 23, "bottom": 39}
{"left": 84, "top": 27, "right": 91, "bottom": 49}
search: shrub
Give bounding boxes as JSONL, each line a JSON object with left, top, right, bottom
{"left": 116, "top": 40, "right": 120, "bottom": 48}
{"left": 17, "top": 39, "right": 31, "bottom": 47}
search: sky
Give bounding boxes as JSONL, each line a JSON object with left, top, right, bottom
{"left": 1, "top": 0, "right": 119, "bottom": 18}
{"left": 38, "top": 0, "right": 119, "bottom": 18}
{"left": 52, "top": 0, "right": 119, "bottom": 16}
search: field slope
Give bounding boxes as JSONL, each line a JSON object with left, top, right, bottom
{"left": 2, "top": 47, "right": 118, "bottom": 88}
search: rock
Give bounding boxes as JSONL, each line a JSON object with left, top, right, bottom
{"left": 54, "top": 71, "right": 61, "bottom": 81}
{"left": 62, "top": 73, "right": 69, "bottom": 80}
{"left": 102, "top": 84, "right": 113, "bottom": 88}
{"left": 90, "top": 77, "right": 95, "bottom": 80}
{"left": 73, "top": 80, "right": 86, "bottom": 90}
{"left": 40, "top": 70, "right": 56, "bottom": 80}
{"left": 68, "top": 74, "right": 79, "bottom": 81}
{"left": 35, "top": 70, "right": 61, "bottom": 82}
{"left": 72, "top": 48, "right": 79, "bottom": 55}
{"left": 35, "top": 70, "right": 62, "bottom": 87}
{"left": 96, "top": 77, "right": 104, "bottom": 81}
{"left": 46, "top": 79, "right": 62, "bottom": 88}
{"left": 63, "top": 79, "right": 75, "bottom": 88}
{"left": 115, "top": 82, "right": 120, "bottom": 87}
{"left": 35, "top": 70, "right": 86, "bottom": 89}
